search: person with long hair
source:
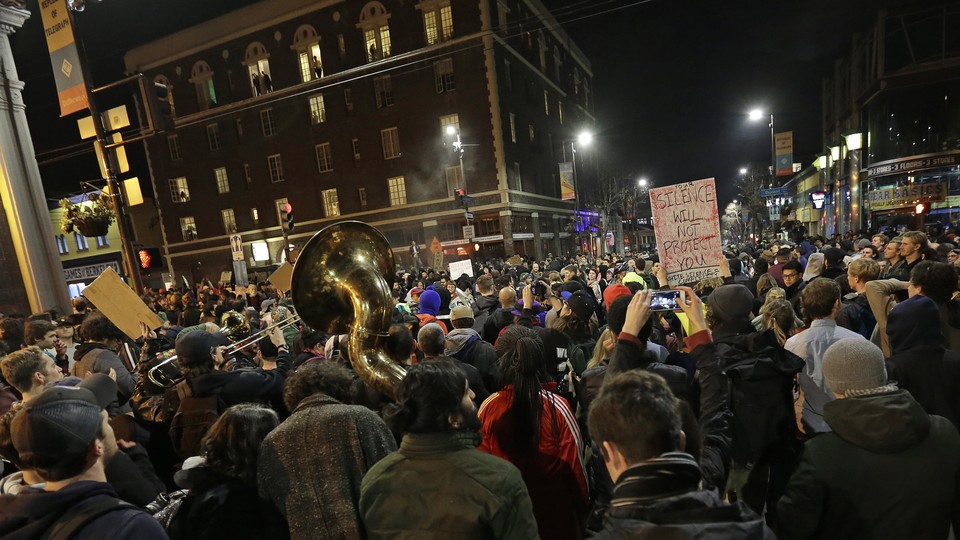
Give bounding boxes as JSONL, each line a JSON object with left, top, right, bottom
{"left": 478, "top": 325, "right": 589, "bottom": 540}
{"left": 166, "top": 404, "right": 287, "bottom": 540}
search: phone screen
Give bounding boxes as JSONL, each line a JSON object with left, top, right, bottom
{"left": 649, "top": 290, "right": 681, "bottom": 311}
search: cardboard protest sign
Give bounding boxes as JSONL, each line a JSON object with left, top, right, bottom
{"left": 82, "top": 267, "right": 163, "bottom": 339}
{"left": 649, "top": 178, "right": 723, "bottom": 286}
{"left": 267, "top": 262, "right": 294, "bottom": 292}
{"left": 448, "top": 259, "right": 474, "bottom": 279}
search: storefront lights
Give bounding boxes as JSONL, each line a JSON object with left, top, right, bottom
{"left": 842, "top": 131, "right": 863, "bottom": 151}
{"left": 829, "top": 144, "right": 841, "bottom": 162}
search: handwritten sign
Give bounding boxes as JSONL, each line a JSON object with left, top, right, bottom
{"left": 649, "top": 178, "right": 722, "bottom": 286}
{"left": 448, "top": 259, "right": 474, "bottom": 279}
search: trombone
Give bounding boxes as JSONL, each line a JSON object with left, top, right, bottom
{"left": 147, "top": 314, "right": 301, "bottom": 388}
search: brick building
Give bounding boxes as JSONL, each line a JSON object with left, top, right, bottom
{"left": 123, "top": 0, "right": 594, "bottom": 281}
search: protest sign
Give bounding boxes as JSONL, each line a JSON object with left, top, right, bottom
{"left": 649, "top": 178, "right": 723, "bottom": 286}
{"left": 448, "top": 259, "right": 474, "bottom": 279}
{"left": 267, "top": 262, "right": 294, "bottom": 292}
{"left": 82, "top": 267, "right": 163, "bottom": 340}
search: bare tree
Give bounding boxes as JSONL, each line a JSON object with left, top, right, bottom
{"left": 735, "top": 166, "right": 772, "bottom": 239}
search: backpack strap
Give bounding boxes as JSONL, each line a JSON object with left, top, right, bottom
{"left": 47, "top": 495, "right": 137, "bottom": 540}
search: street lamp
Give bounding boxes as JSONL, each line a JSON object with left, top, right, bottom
{"left": 748, "top": 108, "right": 776, "bottom": 181}
{"left": 739, "top": 167, "right": 748, "bottom": 176}
{"left": 571, "top": 130, "right": 592, "bottom": 254}
{"left": 638, "top": 177, "right": 648, "bottom": 188}
{"left": 446, "top": 125, "right": 465, "bottom": 191}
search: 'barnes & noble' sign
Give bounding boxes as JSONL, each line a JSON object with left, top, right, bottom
{"left": 868, "top": 182, "right": 947, "bottom": 210}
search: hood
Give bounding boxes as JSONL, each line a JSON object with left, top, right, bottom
{"left": 715, "top": 329, "right": 804, "bottom": 376}
{"left": 803, "top": 253, "right": 824, "bottom": 281}
{"left": 445, "top": 328, "right": 480, "bottom": 356}
{"left": 187, "top": 370, "right": 236, "bottom": 396}
{"left": 887, "top": 295, "right": 943, "bottom": 353}
{"left": 824, "top": 389, "right": 930, "bottom": 453}
{"left": 0, "top": 471, "right": 43, "bottom": 495}
{"left": 474, "top": 294, "right": 500, "bottom": 314}
{"left": 418, "top": 290, "right": 441, "bottom": 316}
{"left": 73, "top": 342, "right": 114, "bottom": 361}
{"left": 0, "top": 481, "right": 118, "bottom": 539}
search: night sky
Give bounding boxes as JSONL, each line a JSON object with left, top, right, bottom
{"left": 12, "top": 0, "right": 944, "bottom": 206}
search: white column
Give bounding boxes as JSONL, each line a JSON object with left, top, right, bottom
{"left": 0, "top": 4, "right": 70, "bottom": 313}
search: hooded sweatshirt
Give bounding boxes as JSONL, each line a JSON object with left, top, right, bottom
{"left": 73, "top": 342, "right": 136, "bottom": 414}
{"left": 0, "top": 480, "right": 167, "bottom": 540}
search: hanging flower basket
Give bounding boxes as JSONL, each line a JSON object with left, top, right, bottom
{"left": 60, "top": 191, "right": 116, "bottom": 237}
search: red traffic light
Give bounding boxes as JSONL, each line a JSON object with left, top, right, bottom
{"left": 284, "top": 202, "right": 293, "bottom": 213}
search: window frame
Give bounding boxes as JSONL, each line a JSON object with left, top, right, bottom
{"left": 206, "top": 123, "right": 222, "bottom": 151}
{"left": 387, "top": 176, "right": 407, "bottom": 206}
{"left": 373, "top": 75, "right": 394, "bottom": 108}
{"left": 267, "top": 154, "right": 285, "bottom": 183}
{"left": 321, "top": 188, "right": 340, "bottom": 217}
{"left": 167, "top": 135, "right": 181, "bottom": 161}
{"left": 169, "top": 177, "right": 190, "bottom": 203}
{"left": 380, "top": 127, "right": 401, "bottom": 159}
{"left": 309, "top": 94, "right": 327, "bottom": 125}
{"left": 221, "top": 208, "right": 237, "bottom": 234}
{"left": 179, "top": 217, "right": 197, "bottom": 241}
{"left": 434, "top": 58, "right": 455, "bottom": 93}
{"left": 315, "top": 142, "right": 334, "bottom": 173}
{"left": 260, "top": 108, "right": 277, "bottom": 137}
{"left": 214, "top": 167, "right": 230, "bottom": 194}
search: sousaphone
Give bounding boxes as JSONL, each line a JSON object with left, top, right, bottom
{"left": 291, "top": 221, "right": 405, "bottom": 397}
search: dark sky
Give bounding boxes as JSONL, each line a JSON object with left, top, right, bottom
{"left": 12, "top": 0, "right": 942, "bottom": 205}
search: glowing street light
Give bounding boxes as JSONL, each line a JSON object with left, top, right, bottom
{"left": 748, "top": 109, "right": 764, "bottom": 121}
{"left": 638, "top": 177, "right": 648, "bottom": 188}
{"left": 739, "top": 167, "right": 748, "bottom": 175}
{"left": 577, "top": 131, "right": 593, "bottom": 146}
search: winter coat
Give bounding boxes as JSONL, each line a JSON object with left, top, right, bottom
{"left": 482, "top": 307, "right": 516, "bottom": 344}
{"left": 258, "top": 394, "right": 397, "bottom": 540}
{"left": 777, "top": 389, "right": 960, "bottom": 540}
{"left": 478, "top": 386, "right": 589, "bottom": 540}
{"left": 471, "top": 294, "right": 500, "bottom": 334}
{"left": 360, "top": 431, "right": 540, "bottom": 540}
{"left": 0, "top": 480, "right": 167, "bottom": 540}
{"left": 887, "top": 346, "right": 960, "bottom": 430}
{"left": 167, "top": 467, "right": 289, "bottom": 540}
{"left": 73, "top": 342, "right": 136, "bottom": 413}
{"left": 446, "top": 328, "right": 501, "bottom": 391}
{"left": 175, "top": 349, "right": 291, "bottom": 410}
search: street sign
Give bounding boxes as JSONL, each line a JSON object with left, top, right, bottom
{"left": 462, "top": 195, "right": 477, "bottom": 205}
{"left": 230, "top": 234, "right": 244, "bottom": 261}
{"left": 462, "top": 225, "right": 475, "bottom": 239}
{"left": 759, "top": 187, "right": 790, "bottom": 197}
{"left": 464, "top": 211, "right": 474, "bottom": 220}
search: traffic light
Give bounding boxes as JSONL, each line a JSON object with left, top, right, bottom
{"left": 281, "top": 202, "right": 295, "bottom": 233}
{"left": 141, "top": 79, "right": 175, "bottom": 133}
{"left": 136, "top": 247, "right": 163, "bottom": 270}
{"left": 454, "top": 188, "right": 465, "bottom": 207}
{"left": 915, "top": 201, "right": 930, "bottom": 215}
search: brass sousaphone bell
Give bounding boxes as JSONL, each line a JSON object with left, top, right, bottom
{"left": 292, "top": 221, "right": 405, "bottom": 398}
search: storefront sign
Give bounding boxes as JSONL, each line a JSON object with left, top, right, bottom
{"left": 473, "top": 234, "right": 504, "bottom": 243}
{"left": 868, "top": 181, "right": 947, "bottom": 210}
{"left": 63, "top": 261, "right": 121, "bottom": 282}
{"left": 810, "top": 191, "right": 826, "bottom": 209}
{"left": 866, "top": 152, "right": 960, "bottom": 178}
{"left": 649, "top": 178, "right": 722, "bottom": 286}
{"left": 512, "top": 233, "right": 534, "bottom": 240}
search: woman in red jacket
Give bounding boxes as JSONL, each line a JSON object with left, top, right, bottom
{"left": 478, "top": 324, "right": 589, "bottom": 540}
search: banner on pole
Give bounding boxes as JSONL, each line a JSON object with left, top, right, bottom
{"left": 649, "top": 178, "right": 723, "bottom": 286}
{"left": 40, "top": 0, "right": 88, "bottom": 116}
{"left": 775, "top": 131, "right": 794, "bottom": 177}
{"left": 558, "top": 162, "right": 575, "bottom": 201}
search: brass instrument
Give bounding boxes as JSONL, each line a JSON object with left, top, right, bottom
{"left": 146, "top": 314, "right": 300, "bottom": 387}
{"left": 292, "top": 221, "right": 404, "bottom": 398}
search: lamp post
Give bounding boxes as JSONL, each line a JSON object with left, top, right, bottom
{"left": 571, "top": 131, "right": 592, "bottom": 255}
{"left": 749, "top": 108, "right": 776, "bottom": 182}
{"left": 445, "top": 125, "right": 466, "bottom": 191}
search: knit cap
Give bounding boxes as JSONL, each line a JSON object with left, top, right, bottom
{"left": 418, "top": 289, "right": 441, "bottom": 316}
{"left": 822, "top": 338, "right": 887, "bottom": 395}
{"left": 705, "top": 284, "right": 753, "bottom": 323}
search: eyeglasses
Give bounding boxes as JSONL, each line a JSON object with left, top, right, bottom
{"left": 783, "top": 273, "right": 799, "bottom": 279}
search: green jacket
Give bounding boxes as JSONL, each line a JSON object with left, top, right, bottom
{"left": 360, "top": 431, "right": 540, "bottom": 540}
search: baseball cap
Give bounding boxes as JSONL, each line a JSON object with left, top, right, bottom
{"left": 562, "top": 290, "right": 595, "bottom": 321}
{"left": 603, "top": 284, "right": 631, "bottom": 311}
{"left": 510, "top": 299, "right": 541, "bottom": 317}
{"left": 12, "top": 386, "right": 104, "bottom": 464}
{"left": 409, "top": 287, "right": 424, "bottom": 296}
{"left": 175, "top": 331, "right": 226, "bottom": 367}
{"left": 451, "top": 305, "right": 474, "bottom": 321}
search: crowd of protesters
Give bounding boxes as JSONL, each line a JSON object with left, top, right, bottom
{"left": 0, "top": 223, "right": 959, "bottom": 539}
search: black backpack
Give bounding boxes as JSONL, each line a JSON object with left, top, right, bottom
{"left": 168, "top": 380, "right": 224, "bottom": 460}
{"left": 47, "top": 495, "right": 136, "bottom": 540}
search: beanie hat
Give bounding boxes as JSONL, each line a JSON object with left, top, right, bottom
{"left": 418, "top": 289, "right": 441, "bottom": 316}
{"left": 823, "top": 247, "right": 845, "bottom": 267}
{"left": 603, "top": 284, "right": 631, "bottom": 311}
{"left": 12, "top": 386, "right": 103, "bottom": 465}
{"left": 887, "top": 294, "right": 943, "bottom": 354}
{"left": 705, "top": 284, "right": 754, "bottom": 323}
{"left": 175, "top": 331, "right": 220, "bottom": 367}
{"left": 822, "top": 338, "right": 887, "bottom": 395}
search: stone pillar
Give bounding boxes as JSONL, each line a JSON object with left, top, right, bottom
{"left": 0, "top": 4, "right": 70, "bottom": 313}
{"left": 500, "top": 210, "right": 514, "bottom": 256}
{"left": 531, "top": 212, "right": 543, "bottom": 261}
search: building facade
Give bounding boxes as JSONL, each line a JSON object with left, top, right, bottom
{"left": 821, "top": 4, "right": 960, "bottom": 235}
{"left": 124, "top": 0, "right": 594, "bottom": 282}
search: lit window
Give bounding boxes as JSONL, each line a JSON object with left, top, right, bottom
{"left": 75, "top": 233, "right": 89, "bottom": 251}
{"left": 381, "top": 127, "right": 401, "bottom": 159}
{"left": 95, "top": 235, "right": 109, "bottom": 248}
{"left": 267, "top": 154, "right": 284, "bottom": 183}
{"left": 180, "top": 217, "right": 197, "bottom": 241}
{"left": 321, "top": 188, "right": 340, "bottom": 217}
{"left": 206, "top": 123, "right": 222, "bottom": 151}
{"left": 509, "top": 113, "right": 516, "bottom": 143}
{"left": 439, "top": 114, "right": 460, "bottom": 140}
{"left": 245, "top": 42, "right": 273, "bottom": 96}
{"left": 309, "top": 95, "right": 327, "bottom": 124}
{"left": 251, "top": 208, "right": 259, "bottom": 227}
{"left": 315, "top": 143, "right": 333, "bottom": 173}
{"left": 214, "top": 167, "right": 230, "bottom": 194}
{"left": 434, "top": 58, "right": 455, "bottom": 93}
{"left": 55, "top": 235, "right": 68, "bottom": 254}
{"left": 374, "top": 75, "right": 394, "bottom": 108}
{"left": 352, "top": 138, "right": 361, "bottom": 161}
{"left": 293, "top": 25, "right": 323, "bottom": 82}
{"left": 169, "top": 177, "right": 190, "bottom": 203}
{"left": 221, "top": 209, "right": 236, "bottom": 233}
{"left": 260, "top": 109, "right": 276, "bottom": 137}
{"left": 359, "top": 2, "right": 392, "bottom": 62}
{"left": 167, "top": 135, "right": 181, "bottom": 161}
{"left": 190, "top": 61, "right": 216, "bottom": 110}
{"left": 387, "top": 176, "right": 407, "bottom": 206}
{"left": 421, "top": 1, "right": 453, "bottom": 45}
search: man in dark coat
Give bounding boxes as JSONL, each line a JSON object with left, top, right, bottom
{"left": 259, "top": 362, "right": 396, "bottom": 540}
{"left": 445, "top": 305, "right": 500, "bottom": 392}
{"left": 588, "top": 288, "right": 774, "bottom": 539}
{"left": 482, "top": 287, "right": 518, "bottom": 344}
{"left": 778, "top": 337, "right": 960, "bottom": 539}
